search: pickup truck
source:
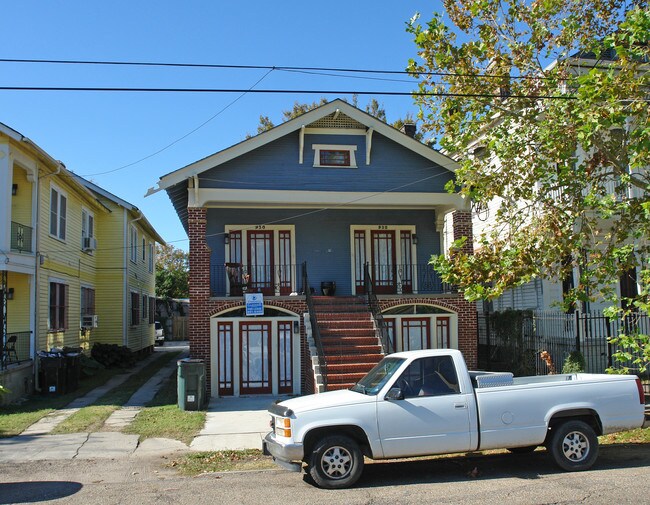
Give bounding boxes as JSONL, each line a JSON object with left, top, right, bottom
{"left": 263, "top": 349, "right": 645, "bottom": 489}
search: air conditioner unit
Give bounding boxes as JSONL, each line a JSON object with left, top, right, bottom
{"left": 81, "top": 315, "right": 99, "bottom": 328}
{"left": 83, "top": 236, "right": 97, "bottom": 251}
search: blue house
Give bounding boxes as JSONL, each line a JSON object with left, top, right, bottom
{"left": 149, "top": 99, "right": 477, "bottom": 397}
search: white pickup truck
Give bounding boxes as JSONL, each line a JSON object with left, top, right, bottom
{"left": 263, "top": 349, "right": 646, "bottom": 489}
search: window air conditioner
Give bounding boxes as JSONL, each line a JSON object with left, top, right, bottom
{"left": 82, "top": 315, "right": 99, "bottom": 328}
{"left": 83, "top": 236, "right": 97, "bottom": 251}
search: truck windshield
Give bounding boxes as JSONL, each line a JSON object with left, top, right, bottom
{"left": 350, "top": 357, "right": 405, "bottom": 396}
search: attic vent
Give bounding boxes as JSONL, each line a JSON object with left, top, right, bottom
{"left": 308, "top": 112, "right": 365, "bottom": 130}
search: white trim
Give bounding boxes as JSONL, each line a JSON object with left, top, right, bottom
{"left": 349, "top": 225, "right": 418, "bottom": 294}
{"left": 303, "top": 127, "right": 367, "bottom": 136}
{"left": 209, "top": 311, "right": 301, "bottom": 397}
{"left": 147, "top": 99, "right": 458, "bottom": 196}
{"left": 312, "top": 144, "right": 357, "bottom": 168}
{"left": 366, "top": 128, "right": 374, "bottom": 165}
{"left": 194, "top": 188, "right": 468, "bottom": 211}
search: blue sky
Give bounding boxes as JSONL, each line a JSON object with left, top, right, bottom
{"left": 1, "top": 1, "right": 446, "bottom": 250}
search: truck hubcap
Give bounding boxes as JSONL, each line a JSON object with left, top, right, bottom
{"left": 321, "top": 446, "right": 352, "bottom": 479}
{"left": 562, "top": 431, "right": 589, "bottom": 462}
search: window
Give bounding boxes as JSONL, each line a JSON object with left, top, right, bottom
{"left": 82, "top": 209, "right": 95, "bottom": 250}
{"left": 397, "top": 356, "right": 460, "bottom": 398}
{"left": 130, "top": 226, "right": 137, "bottom": 263}
{"left": 81, "top": 287, "right": 95, "bottom": 317}
{"left": 50, "top": 187, "right": 67, "bottom": 240}
{"left": 131, "top": 291, "right": 140, "bottom": 326}
{"left": 142, "top": 237, "right": 146, "bottom": 262}
{"left": 149, "top": 296, "right": 155, "bottom": 324}
{"left": 148, "top": 243, "right": 154, "bottom": 273}
{"left": 49, "top": 282, "right": 68, "bottom": 330}
{"left": 312, "top": 144, "right": 357, "bottom": 168}
{"left": 142, "top": 295, "right": 148, "bottom": 323}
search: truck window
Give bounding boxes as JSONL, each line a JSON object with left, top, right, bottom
{"left": 396, "top": 356, "right": 460, "bottom": 398}
{"left": 352, "top": 357, "right": 405, "bottom": 395}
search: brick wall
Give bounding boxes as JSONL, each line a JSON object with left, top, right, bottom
{"left": 452, "top": 210, "right": 474, "bottom": 255}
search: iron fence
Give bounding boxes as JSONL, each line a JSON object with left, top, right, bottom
{"left": 211, "top": 263, "right": 299, "bottom": 297}
{"left": 478, "top": 310, "right": 649, "bottom": 397}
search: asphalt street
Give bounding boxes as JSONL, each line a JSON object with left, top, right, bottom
{"left": 0, "top": 443, "right": 648, "bottom": 504}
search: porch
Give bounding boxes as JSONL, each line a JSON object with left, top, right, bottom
{"left": 209, "top": 262, "right": 452, "bottom": 297}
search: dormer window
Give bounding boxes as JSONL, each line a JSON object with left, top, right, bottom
{"left": 312, "top": 144, "right": 357, "bottom": 168}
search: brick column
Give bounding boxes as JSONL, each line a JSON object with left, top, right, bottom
{"left": 452, "top": 210, "right": 477, "bottom": 368}
{"left": 452, "top": 210, "right": 474, "bottom": 255}
{"left": 188, "top": 207, "right": 212, "bottom": 392}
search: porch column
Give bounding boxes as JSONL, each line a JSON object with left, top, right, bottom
{"left": 0, "top": 144, "right": 12, "bottom": 252}
{"left": 188, "top": 207, "right": 212, "bottom": 393}
{"left": 451, "top": 210, "right": 474, "bottom": 255}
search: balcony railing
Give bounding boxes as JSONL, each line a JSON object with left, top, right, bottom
{"left": 11, "top": 222, "right": 34, "bottom": 253}
{"left": 211, "top": 263, "right": 299, "bottom": 297}
{"left": 1, "top": 330, "right": 32, "bottom": 369}
{"left": 365, "top": 263, "right": 454, "bottom": 295}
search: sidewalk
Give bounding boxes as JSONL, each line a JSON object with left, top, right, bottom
{"left": 0, "top": 343, "right": 278, "bottom": 462}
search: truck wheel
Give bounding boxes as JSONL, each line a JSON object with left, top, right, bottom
{"left": 308, "top": 435, "right": 364, "bottom": 489}
{"left": 548, "top": 420, "right": 598, "bottom": 471}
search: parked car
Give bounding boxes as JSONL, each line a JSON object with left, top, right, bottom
{"left": 263, "top": 349, "right": 645, "bottom": 489}
{"left": 154, "top": 321, "right": 165, "bottom": 346}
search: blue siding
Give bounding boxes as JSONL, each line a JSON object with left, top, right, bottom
{"left": 199, "top": 131, "right": 453, "bottom": 193}
{"left": 207, "top": 208, "right": 440, "bottom": 296}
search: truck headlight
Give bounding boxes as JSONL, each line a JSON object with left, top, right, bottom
{"left": 274, "top": 416, "right": 292, "bottom": 437}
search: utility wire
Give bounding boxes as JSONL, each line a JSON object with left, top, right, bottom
{"left": 79, "top": 68, "right": 275, "bottom": 177}
{"left": 0, "top": 86, "right": 575, "bottom": 100}
{"left": 0, "top": 57, "right": 559, "bottom": 80}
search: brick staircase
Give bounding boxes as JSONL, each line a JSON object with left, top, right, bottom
{"left": 311, "top": 296, "right": 384, "bottom": 391}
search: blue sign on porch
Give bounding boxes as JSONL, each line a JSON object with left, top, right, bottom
{"left": 245, "top": 293, "right": 264, "bottom": 316}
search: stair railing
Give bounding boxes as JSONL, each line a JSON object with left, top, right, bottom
{"left": 364, "top": 263, "right": 394, "bottom": 355}
{"left": 302, "top": 262, "right": 328, "bottom": 390}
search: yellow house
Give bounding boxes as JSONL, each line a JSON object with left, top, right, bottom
{"left": 1, "top": 122, "right": 164, "bottom": 403}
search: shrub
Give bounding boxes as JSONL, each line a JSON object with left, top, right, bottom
{"left": 562, "top": 351, "right": 586, "bottom": 374}
{"left": 91, "top": 343, "right": 136, "bottom": 369}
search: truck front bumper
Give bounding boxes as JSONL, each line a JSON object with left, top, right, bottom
{"left": 262, "top": 432, "right": 304, "bottom": 472}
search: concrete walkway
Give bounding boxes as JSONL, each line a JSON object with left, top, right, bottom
{"left": 0, "top": 342, "right": 279, "bottom": 462}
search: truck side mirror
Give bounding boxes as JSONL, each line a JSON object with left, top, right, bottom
{"left": 385, "top": 387, "right": 404, "bottom": 401}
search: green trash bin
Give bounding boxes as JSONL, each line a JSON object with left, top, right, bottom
{"left": 177, "top": 358, "right": 206, "bottom": 411}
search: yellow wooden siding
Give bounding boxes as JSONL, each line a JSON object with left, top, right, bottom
{"left": 6, "top": 272, "right": 31, "bottom": 333}
{"left": 93, "top": 202, "right": 126, "bottom": 346}
{"left": 10, "top": 166, "right": 33, "bottom": 227}
{"left": 126, "top": 220, "right": 156, "bottom": 350}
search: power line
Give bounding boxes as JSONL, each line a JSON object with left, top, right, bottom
{"left": 0, "top": 57, "right": 557, "bottom": 80}
{"left": 0, "top": 86, "right": 575, "bottom": 100}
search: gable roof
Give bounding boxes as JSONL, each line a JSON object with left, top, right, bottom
{"left": 146, "top": 99, "right": 457, "bottom": 197}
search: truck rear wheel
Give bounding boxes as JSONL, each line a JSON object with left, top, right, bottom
{"left": 548, "top": 420, "right": 598, "bottom": 471}
{"left": 308, "top": 435, "right": 364, "bottom": 489}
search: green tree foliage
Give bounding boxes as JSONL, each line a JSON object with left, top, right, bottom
{"left": 407, "top": 1, "right": 649, "bottom": 372}
{"left": 155, "top": 244, "right": 189, "bottom": 299}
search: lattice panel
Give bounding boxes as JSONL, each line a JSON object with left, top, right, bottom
{"left": 307, "top": 113, "right": 365, "bottom": 130}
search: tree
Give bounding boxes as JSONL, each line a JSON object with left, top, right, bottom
{"left": 407, "top": 1, "right": 649, "bottom": 372}
{"left": 155, "top": 244, "right": 189, "bottom": 299}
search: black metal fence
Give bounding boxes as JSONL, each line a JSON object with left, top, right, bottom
{"left": 11, "top": 222, "right": 33, "bottom": 253}
{"left": 211, "top": 263, "right": 299, "bottom": 297}
{"left": 478, "top": 310, "right": 649, "bottom": 396}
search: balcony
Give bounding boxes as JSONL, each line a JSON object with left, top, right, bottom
{"left": 10, "top": 222, "right": 33, "bottom": 253}
{"left": 211, "top": 263, "right": 299, "bottom": 297}
{"left": 359, "top": 263, "right": 454, "bottom": 295}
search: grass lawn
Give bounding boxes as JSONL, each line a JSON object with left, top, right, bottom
{"left": 124, "top": 367, "right": 205, "bottom": 445}
{"left": 52, "top": 351, "right": 182, "bottom": 434}
{"left": 0, "top": 366, "right": 126, "bottom": 437}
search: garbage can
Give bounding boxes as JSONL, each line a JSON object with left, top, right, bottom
{"left": 38, "top": 354, "right": 66, "bottom": 395}
{"left": 64, "top": 353, "right": 81, "bottom": 393}
{"left": 177, "top": 358, "right": 206, "bottom": 411}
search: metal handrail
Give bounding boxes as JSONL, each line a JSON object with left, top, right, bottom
{"left": 302, "top": 262, "right": 327, "bottom": 390}
{"left": 364, "top": 263, "right": 394, "bottom": 355}
{"left": 10, "top": 221, "right": 33, "bottom": 253}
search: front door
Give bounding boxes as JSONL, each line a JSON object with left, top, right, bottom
{"left": 240, "top": 321, "right": 272, "bottom": 394}
{"left": 248, "top": 231, "right": 274, "bottom": 295}
{"left": 371, "top": 230, "right": 396, "bottom": 294}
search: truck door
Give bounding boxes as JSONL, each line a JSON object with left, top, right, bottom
{"left": 376, "top": 355, "right": 472, "bottom": 458}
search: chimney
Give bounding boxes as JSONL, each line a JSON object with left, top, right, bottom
{"left": 402, "top": 123, "right": 417, "bottom": 138}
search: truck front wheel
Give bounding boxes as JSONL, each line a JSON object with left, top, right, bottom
{"left": 548, "top": 420, "right": 598, "bottom": 471}
{"left": 308, "top": 435, "right": 364, "bottom": 489}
